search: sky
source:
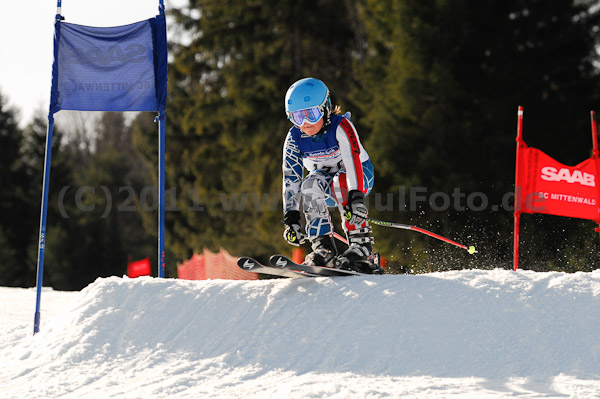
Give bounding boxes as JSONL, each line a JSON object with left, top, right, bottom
{"left": 0, "top": 0, "right": 184, "bottom": 127}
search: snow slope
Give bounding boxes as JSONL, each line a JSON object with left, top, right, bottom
{"left": 2, "top": 269, "right": 600, "bottom": 398}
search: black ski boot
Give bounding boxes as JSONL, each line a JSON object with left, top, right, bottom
{"left": 304, "top": 235, "right": 337, "bottom": 267}
{"left": 336, "top": 227, "right": 383, "bottom": 274}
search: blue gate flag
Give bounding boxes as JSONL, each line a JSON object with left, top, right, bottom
{"left": 50, "top": 15, "right": 167, "bottom": 114}
{"left": 35, "top": 5, "right": 168, "bottom": 335}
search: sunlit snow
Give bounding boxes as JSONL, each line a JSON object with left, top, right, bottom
{"left": 2, "top": 269, "right": 600, "bottom": 398}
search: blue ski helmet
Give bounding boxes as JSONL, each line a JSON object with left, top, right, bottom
{"left": 285, "top": 78, "right": 332, "bottom": 126}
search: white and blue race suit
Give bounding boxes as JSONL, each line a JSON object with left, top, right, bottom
{"left": 282, "top": 113, "right": 374, "bottom": 238}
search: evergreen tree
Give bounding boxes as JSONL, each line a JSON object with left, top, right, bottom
{"left": 15, "top": 111, "right": 157, "bottom": 290}
{"left": 46, "top": 112, "right": 156, "bottom": 289}
{"left": 20, "top": 112, "right": 75, "bottom": 288}
{"left": 155, "top": 0, "right": 360, "bottom": 265}
{"left": 355, "top": 0, "right": 600, "bottom": 272}
{"left": 94, "top": 112, "right": 156, "bottom": 275}
{"left": 0, "top": 93, "right": 34, "bottom": 286}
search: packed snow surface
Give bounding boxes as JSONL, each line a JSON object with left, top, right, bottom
{"left": 2, "top": 269, "right": 600, "bottom": 398}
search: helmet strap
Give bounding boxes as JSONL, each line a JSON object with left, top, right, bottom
{"left": 322, "top": 95, "right": 332, "bottom": 130}
{"left": 309, "top": 97, "right": 332, "bottom": 137}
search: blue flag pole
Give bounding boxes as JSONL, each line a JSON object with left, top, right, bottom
{"left": 157, "top": 0, "right": 166, "bottom": 278}
{"left": 55, "top": 0, "right": 62, "bottom": 19}
{"left": 34, "top": 3, "right": 63, "bottom": 336}
{"left": 158, "top": 111, "right": 166, "bottom": 278}
{"left": 33, "top": 115, "right": 55, "bottom": 335}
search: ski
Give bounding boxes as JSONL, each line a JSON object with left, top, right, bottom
{"left": 269, "top": 255, "right": 365, "bottom": 277}
{"left": 237, "top": 257, "right": 319, "bottom": 278}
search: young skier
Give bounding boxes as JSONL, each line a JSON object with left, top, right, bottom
{"left": 281, "top": 77, "right": 382, "bottom": 274}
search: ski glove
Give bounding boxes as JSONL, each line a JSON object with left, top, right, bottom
{"left": 283, "top": 210, "right": 303, "bottom": 246}
{"left": 344, "top": 190, "right": 368, "bottom": 225}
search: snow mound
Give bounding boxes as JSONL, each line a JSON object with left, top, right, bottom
{"left": 2, "top": 269, "right": 600, "bottom": 398}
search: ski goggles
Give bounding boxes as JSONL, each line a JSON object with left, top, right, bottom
{"left": 287, "top": 106, "right": 324, "bottom": 127}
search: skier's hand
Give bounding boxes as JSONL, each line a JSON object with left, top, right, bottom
{"left": 344, "top": 190, "right": 368, "bottom": 225}
{"left": 284, "top": 224, "right": 303, "bottom": 246}
{"left": 283, "top": 210, "right": 303, "bottom": 246}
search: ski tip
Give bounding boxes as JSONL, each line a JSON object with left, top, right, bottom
{"left": 237, "top": 257, "right": 259, "bottom": 271}
{"left": 269, "top": 255, "right": 290, "bottom": 269}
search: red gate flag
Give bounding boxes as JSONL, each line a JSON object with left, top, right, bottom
{"left": 515, "top": 146, "right": 600, "bottom": 220}
{"left": 513, "top": 107, "right": 600, "bottom": 270}
{"left": 128, "top": 257, "right": 151, "bottom": 278}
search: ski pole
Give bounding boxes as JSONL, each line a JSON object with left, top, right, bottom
{"left": 367, "top": 217, "right": 477, "bottom": 254}
{"left": 297, "top": 222, "right": 474, "bottom": 253}
{"left": 332, "top": 232, "right": 348, "bottom": 245}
